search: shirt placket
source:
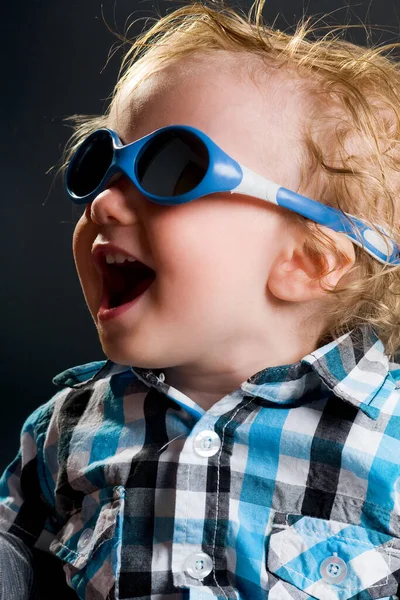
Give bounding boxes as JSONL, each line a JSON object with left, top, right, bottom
{"left": 171, "top": 413, "right": 221, "bottom": 593}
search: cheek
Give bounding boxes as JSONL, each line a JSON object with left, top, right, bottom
{"left": 72, "top": 214, "right": 98, "bottom": 284}
{"left": 154, "top": 207, "right": 236, "bottom": 278}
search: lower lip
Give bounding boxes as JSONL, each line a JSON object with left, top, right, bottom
{"left": 97, "top": 279, "right": 155, "bottom": 322}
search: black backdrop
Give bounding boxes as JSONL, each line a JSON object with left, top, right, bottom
{"left": 2, "top": 0, "right": 400, "bottom": 472}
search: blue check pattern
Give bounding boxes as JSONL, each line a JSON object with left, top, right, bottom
{"left": 1, "top": 324, "right": 400, "bottom": 599}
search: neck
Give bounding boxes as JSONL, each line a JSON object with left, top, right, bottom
{"left": 161, "top": 308, "right": 325, "bottom": 411}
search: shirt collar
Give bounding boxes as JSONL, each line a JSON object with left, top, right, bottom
{"left": 300, "top": 325, "right": 396, "bottom": 419}
{"left": 52, "top": 325, "right": 396, "bottom": 420}
{"left": 235, "top": 325, "right": 394, "bottom": 419}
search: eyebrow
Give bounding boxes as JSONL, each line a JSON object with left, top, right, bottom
{"left": 107, "top": 126, "right": 127, "bottom": 145}
{"left": 117, "top": 132, "right": 127, "bottom": 145}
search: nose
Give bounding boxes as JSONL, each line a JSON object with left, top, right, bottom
{"left": 88, "top": 174, "right": 142, "bottom": 226}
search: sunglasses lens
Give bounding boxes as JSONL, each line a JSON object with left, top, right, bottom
{"left": 137, "top": 128, "right": 209, "bottom": 197}
{"left": 67, "top": 130, "right": 114, "bottom": 198}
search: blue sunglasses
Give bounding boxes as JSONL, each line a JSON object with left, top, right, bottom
{"left": 66, "top": 124, "right": 400, "bottom": 265}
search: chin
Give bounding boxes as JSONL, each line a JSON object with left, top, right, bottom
{"left": 96, "top": 337, "right": 128, "bottom": 365}
{"left": 98, "top": 339, "right": 150, "bottom": 369}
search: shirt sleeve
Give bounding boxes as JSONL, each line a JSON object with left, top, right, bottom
{"left": 0, "top": 396, "right": 58, "bottom": 548}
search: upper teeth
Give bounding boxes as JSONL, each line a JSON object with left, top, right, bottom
{"left": 105, "top": 253, "right": 137, "bottom": 264}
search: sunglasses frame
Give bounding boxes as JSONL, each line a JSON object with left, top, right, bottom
{"left": 66, "top": 124, "right": 400, "bottom": 266}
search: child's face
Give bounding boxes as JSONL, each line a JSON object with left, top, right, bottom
{"left": 73, "top": 52, "right": 312, "bottom": 400}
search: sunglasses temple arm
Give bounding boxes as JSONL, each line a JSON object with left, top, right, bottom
{"left": 232, "top": 165, "right": 400, "bottom": 265}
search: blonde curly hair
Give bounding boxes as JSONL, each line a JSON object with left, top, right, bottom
{"left": 55, "top": 0, "right": 400, "bottom": 358}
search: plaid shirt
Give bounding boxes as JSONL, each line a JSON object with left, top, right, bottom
{"left": 1, "top": 324, "right": 400, "bottom": 600}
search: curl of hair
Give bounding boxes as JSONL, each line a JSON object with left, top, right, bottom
{"left": 54, "top": 0, "right": 400, "bottom": 358}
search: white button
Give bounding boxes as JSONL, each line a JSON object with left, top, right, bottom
{"left": 193, "top": 430, "right": 221, "bottom": 457}
{"left": 320, "top": 555, "right": 347, "bottom": 584}
{"left": 184, "top": 552, "right": 213, "bottom": 580}
{"left": 77, "top": 528, "right": 94, "bottom": 554}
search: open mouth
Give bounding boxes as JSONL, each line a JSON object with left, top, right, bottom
{"left": 102, "top": 260, "right": 156, "bottom": 309}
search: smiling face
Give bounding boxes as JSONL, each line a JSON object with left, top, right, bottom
{"left": 72, "top": 51, "right": 324, "bottom": 407}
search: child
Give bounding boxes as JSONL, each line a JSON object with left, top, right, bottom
{"left": 2, "top": 0, "right": 400, "bottom": 598}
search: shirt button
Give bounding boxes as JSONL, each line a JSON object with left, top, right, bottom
{"left": 184, "top": 552, "right": 213, "bottom": 580}
{"left": 320, "top": 554, "right": 347, "bottom": 584}
{"left": 77, "top": 528, "right": 94, "bottom": 554}
{"left": 193, "top": 430, "right": 221, "bottom": 457}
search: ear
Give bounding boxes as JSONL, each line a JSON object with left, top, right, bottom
{"left": 268, "top": 226, "right": 356, "bottom": 303}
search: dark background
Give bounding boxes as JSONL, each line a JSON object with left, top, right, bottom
{"left": 2, "top": 0, "right": 400, "bottom": 472}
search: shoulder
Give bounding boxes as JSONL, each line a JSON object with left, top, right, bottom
{"left": 389, "top": 353, "right": 400, "bottom": 386}
{"left": 24, "top": 360, "right": 131, "bottom": 440}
